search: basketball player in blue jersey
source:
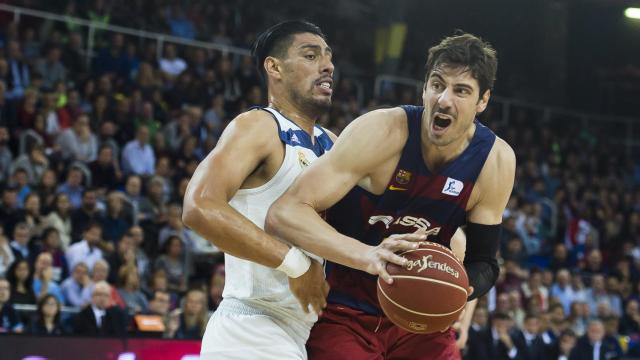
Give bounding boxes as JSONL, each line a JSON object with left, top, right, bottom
{"left": 267, "top": 33, "right": 516, "bottom": 359}
{"left": 182, "top": 21, "right": 425, "bottom": 359}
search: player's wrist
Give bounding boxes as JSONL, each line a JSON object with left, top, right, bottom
{"left": 276, "top": 246, "right": 311, "bottom": 278}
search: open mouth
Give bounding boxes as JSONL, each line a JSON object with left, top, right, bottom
{"left": 432, "top": 113, "right": 452, "bottom": 132}
{"left": 315, "top": 79, "right": 333, "bottom": 96}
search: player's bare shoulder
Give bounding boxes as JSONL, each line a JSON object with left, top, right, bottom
{"left": 336, "top": 106, "right": 409, "bottom": 153}
{"left": 486, "top": 136, "right": 516, "bottom": 183}
{"left": 471, "top": 135, "right": 516, "bottom": 207}
{"left": 220, "top": 109, "right": 281, "bottom": 151}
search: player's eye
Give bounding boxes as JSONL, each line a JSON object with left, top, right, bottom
{"left": 305, "top": 54, "right": 316, "bottom": 60}
{"left": 431, "top": 82, "right": 442, "bottom": 91}
{"left": 456, "top": 88, "right": 471, "bottom": 96}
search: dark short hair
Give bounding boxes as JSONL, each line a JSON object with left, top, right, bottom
{"left": 424, "top": 32, "right": 498, "bottom": 97}
{"left": 252, "top": 20, "right": 326, "bottom": 83}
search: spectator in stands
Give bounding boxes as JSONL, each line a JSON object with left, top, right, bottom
{"left": 125, "top": 226, "right": 150, "bottom": 281}
{"left": 37, "top": 227, "right": 69, "bottom": 282}
{"left": 32, "top": 252, "right": 64, "bottom": 303}
{"left": 73, "top": 281, "right": 127, "bottom": 337}
{"left": 29, "top": 293, "right": 65, "bottom": 335}
{"left": 619, "top": 299, "right": 640, "bottom": 335}
{"left": 158, "top": 204, "right": 193, "bottom": 250}
{"left": 70, "top": 188, "right": 104, "bottom": 242}
{"left": 512, "top": 313, "right": 547, "bottom": 359}
{"left": 0, "top": 126, "right": 12, "bottom": 185}
{"left": 0, "top": 278, "right": 23, "bottom": 333}
{"left": 88, "top": 144, "right": 122, "bottom": 193}
{"left": 11, "top": 146, "right": 48, "bottom": 190}
{"left": 41, "top": 91, "right": 63, "bottom": 139}
{"left": 163, "top": 110, "right": 194, "bottom": 153}
{"left": 102, "top": 192, "right": 130, "bottom": 245}
{"left": 37, "top": 169, "right": 59, "bottom": 211}
{"left": 147, "top": 289, "right": 171, "bottom": 336}
{"left": 147, "top": 268, "right": 177, "bottom": 308}
{"left": 62, "top": 32, "right": 87, "bottom": 83}
{"left": 465, "top": 312, "right": 517, "bottom": 360}
{"left": 568, "top": 301, "right": 590, "bottom": 336}
{"left": 569, "top": 319, "right": 623, "bottom": 360}
{"left": 10, "top": 168, "right": 32, "bottom": 208}
{"left": 549, "top": 243, "right": 574, "bottom": 272}
{"left": 122, "top": 125, "right": 155, "bottom": 176}
{"left": 15, "top": 192, "right": 45, "bottom": 237}
{"left": 522, "top": 267, "right": 550, "bottom": 312}
{"left": 89, "top": 259, "right": 125, "bottom": 309}
{"left": 16, "top": 88, "right": 38, "bottom": 130}
{"left": 5, "top": 40, "right": 30, "bottom": 100}
{"left": 117, "top": 265, "right": 148, "bottom": 315}
{"left": 6, "top": 259, "right": 35, "bottom": 305}
{"left": 66, "top": 222, "right": 104, "bottom": 271}
{"left": 56, "top": 113, "right": 98, "bottom": 162}
{"left": 10, "top": 222, "right": 33, "bottom": 263}
{"left": 552, "top": 269, "right": 577, "bottom": 314}
{"left": 587, "top": 273, "right": 622, "bottom": 317}
{"left": 134, "top": 102, "right": 161, "bottom": 140}
{"left": 61, "top": 262, "right": 91, "bottom": 308}
{"left": 0, "top": 187, "right": 20, "bottom": 236}
{"left": 0, "top": 226, "right": 15, "bottom": 278}
{"left": 546, "top": 329, "right": 577, "bottom": 360}
{"left": 208, "top": 264, "right": 224, "bottom": 312}
{"left": 203, "top": 94, "right": 226, "bottom": 138}
{"left": 56, "top": 167, "right": 85, "bottom": 209}
{"left": 35, "top": 46, "right": 67, "bottom": 89}
{"left": 159, "top": 44, "right": 187, "bottom": 79}
{"left": 166, "top": 288, "right": 207, "bottom": 339}
{"left": 43, "top": 194, "right": 72, "bottom": 250}
{"left": 107, "top": 232, "right": 136, "bottom": 283}
{"left": 154, "top": 235, "right": 190, "bottom": 294}
{"left": 123, "top": 175, "right": 154, "bottom": 222}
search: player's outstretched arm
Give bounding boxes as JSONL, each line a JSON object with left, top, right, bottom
{"left": 182, "top": 111, "right": 291, "bottom": 267}
{"left": 267, "top": 108, "right": 426, "bottom": 283}
{"left": 464, "top": 137, "right": 516, "bottom": 300}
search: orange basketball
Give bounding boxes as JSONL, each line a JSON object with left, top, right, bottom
{"left": 377, "top": 241, "right": 469, "bottom": 334}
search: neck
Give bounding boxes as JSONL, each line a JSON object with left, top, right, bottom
{"left": 421, "top": 119, "right": 475, "bottom": 171}
{"left": 268, "top": 94, "right": 317, "bottom": 136}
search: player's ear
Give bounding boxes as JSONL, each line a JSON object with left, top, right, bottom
{"left": 264, "top": 56, "right": 283, "bottom": 81}
{"left": 476, "top": 89, "right": 490, "bottom": 113}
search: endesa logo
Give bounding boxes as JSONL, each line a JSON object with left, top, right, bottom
{"left": 368, "top": 215, "right": 441, "bottom": 238}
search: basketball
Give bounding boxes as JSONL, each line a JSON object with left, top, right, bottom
{"left": 377, "top": 241, "right": 469, "bottom": 334}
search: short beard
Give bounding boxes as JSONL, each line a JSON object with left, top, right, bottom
{"left": 289, "top": 88, "right": 331, "bottom": 118}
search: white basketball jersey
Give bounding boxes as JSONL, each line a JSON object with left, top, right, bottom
{"left": 223, "top": 107, "right": 333, "bottom": 323}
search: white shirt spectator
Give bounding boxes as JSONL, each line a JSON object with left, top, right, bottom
{"left": 66, "top": 240, "right": 103, "bottom": 271}
{"left": 159, "top": 57, "right": 187, "bottom": 76}
{"left": 121, "top": 140, "right": 155, "bottom": 176}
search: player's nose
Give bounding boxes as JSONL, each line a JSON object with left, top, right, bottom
{"left": 437, "top": 87, "right": 454, "bottom": 109}
{"left": 320, "top": 55, "right": 334, "bottom": 76}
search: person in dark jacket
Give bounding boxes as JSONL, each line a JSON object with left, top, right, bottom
{"left": 29, "top": 294, "right": 65, "bottom": 335}
{"left": 72, "top": 280, "right": 126, "bottom": 337}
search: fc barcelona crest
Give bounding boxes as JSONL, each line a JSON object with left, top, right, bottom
{"left": 297, "top": 151, "right": 310, "bottom": 168}
{"left": 395, "top": 169, "right": 412, "bottom": 185}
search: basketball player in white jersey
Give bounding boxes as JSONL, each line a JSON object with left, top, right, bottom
{"left": 183, "top": 21, "right": 427, "bottom": 359}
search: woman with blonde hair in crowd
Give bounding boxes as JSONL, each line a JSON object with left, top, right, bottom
{"left": 167, "top": 288, "right": 208, "bottom": 339}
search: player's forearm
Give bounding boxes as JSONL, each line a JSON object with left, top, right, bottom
{"left": 266, "top": 197, "right": 369, "bottom": 270}
{"left": 182, "top": 198, "right": 288, "bottom": 268}
{"left": 461, "top": 298, "right": 477, "bottom": 331}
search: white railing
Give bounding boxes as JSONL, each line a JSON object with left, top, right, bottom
{"left": 0, "top": 3, "right": 251, "bottom": 67}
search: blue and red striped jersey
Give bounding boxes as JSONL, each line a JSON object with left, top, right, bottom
{"left": 325, "top": 105, "right": 496, "bottom": 315}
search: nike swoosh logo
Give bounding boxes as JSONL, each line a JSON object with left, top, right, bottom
{"left": 388, "top": 185, "right": 407, "bottom": 191}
